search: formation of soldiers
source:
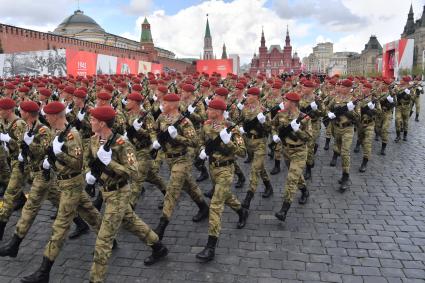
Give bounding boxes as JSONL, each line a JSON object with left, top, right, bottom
{"left": 0, "top": 70, "right": 422, "bottom": 283}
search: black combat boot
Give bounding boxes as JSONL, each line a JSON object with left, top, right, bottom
{"left": 359, "top": 158, "right": 368, "bottom": 173}
{"left": 380, "top": 143, "right": 387, "bottom": 156}
{"left": 403, "top": 131, "right": 408, "bottom": 141}
{"left": 339, "top": 173, "right": 351, "bottom": 192}
{"left": 158, "top": 190, "right": 166, "bottom": 210}
{"left": 353, "top": 140, "right": 361, "bottom": 153}
{"left": 236, "top": 208, "right": 248, "bottom": 229}
{"left": 275, "top": 202, "right": 291, "bottom": 222}
{"left": 13, "top": 192, "right": 27, "bottom": 211}
{"left": 270, "top": 159, "right": 281, "bottom": 175}
{"left": 21, "top": 256, "right": 54, "bottom": 283}
{"left": 415, "top": 113, "right": 419, "bottom": 122}
{"left": 69, "top": 216, "right": 89, "bottom": 239}
{"left": 144, "top": 241, "right": 168, "bottom": 266}
{"left": 0, "top": 182, "right": 7, "bottom": 198}
{"left": 375, "top": 130, "right": 380, "bottom": 141}
{"left": 192, "top": 200, "right": 209, "bottom": 222}
{"left": 196, "top": 165, "right": 209, "bottom": 182}
{"left": 329, "top": 152, "right": 338, "bottom": 167}
{"left": 154, "top": 217, "right": 169, "bottom": 241}
{"left": 244, "top": 151, "right": 253, "bottom": 163}
{"left": 314, "top": 143, "right": 318, "bottom": 154}
{"left": 324, "top": 138, "right": 331, "bottom": 150}
{"left": 0, "top": 234, "right": 22, "bottom": 257}
{"left": 298, "top": 187, "right": 310, "bottom": 205}
{"left": 0, "top": 221, "right": 6, "bottom": 241}
{"left": 241, "top": 191, "right": 254, "bottom": 209}
{"left": 196, "top": 235, "right": 218, "bottom": 262}
{"left": 234, "top": 171, "right": 246, "bottom": 188}
{"left": 204, "top": 187, "right": 215, "bottom": 199}
{"left": 394, "top": 131, "right": 401, "bottom": 143}
{"left": 262, "top": 180, "right": 273, "bottom": 198}
{"left": 93, "top": 192, "right": 103, "bottom": 211}
{"left": 268, "top": 142, "right": 275, "bottom": 160}
{"left": 304, "top": 164, "right": 312, "bottom": 180}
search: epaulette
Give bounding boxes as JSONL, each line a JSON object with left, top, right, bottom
{"left": 116, "top": 138, "right": 125, "bottom": 145}
{"left": 67, "top": 132, "right": 74, "bottom": 140}
{"left": 181, "top": 118, "right": 189, "bottom": 125}
{"left": 39, "top": 127, "right": 47, "bottom": 135}
{"left": 204, "top": 119, "right": 212, "bottom": 125}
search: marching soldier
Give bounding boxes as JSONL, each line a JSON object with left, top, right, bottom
{"left": 375, "top": 79, "right": 395, "bottom": 155}
{"left": 394, "top": 76, "right": 414, "bottom": 142}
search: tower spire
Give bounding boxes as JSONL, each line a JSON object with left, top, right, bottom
{"left": 203, "top": 14, "right": 213, "bottom": 60}
{"left": 260, "top": 26, "right": 266, "bottom": 47}
{"left": 221, "top": 43, "right": 227, "bottom": 59}
{"left": 285, "top": 24, "right": 290, "bottom": 47}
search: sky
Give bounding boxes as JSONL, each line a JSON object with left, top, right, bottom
{"left": 0, "top": 0, "right": 423, "bottom": 64}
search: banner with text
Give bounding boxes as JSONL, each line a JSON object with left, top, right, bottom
{"left": 196, "top": 59, "right": 233, "bottom": 77}
{"left": 66, "top": 49, "right": 97, "bottom": 77}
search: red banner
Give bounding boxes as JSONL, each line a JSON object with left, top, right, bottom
{"left": 116, "top": 58, "right": 138, "bottom": 75}
{"left": 196, "top": 59, "right": 233, "bottom": 77}
{"left": 66, "top": 49, "right": 97, "bottom": 77}
{"left": 151, "top": 63, "right": 163, "bottom": 74}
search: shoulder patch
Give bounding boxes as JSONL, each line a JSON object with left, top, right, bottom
{"left": 39, "top": 127, "right": 47, "bottom": 134}
{"left": 67, "top": 132, "right": 74, "bottom": 140}
{"left": 204, "top": 119, "right": 212, "bottom": 125}
{"left": 116, "top": 138, "right": 125, "bottom": 145}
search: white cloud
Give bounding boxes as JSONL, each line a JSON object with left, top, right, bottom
{"left": 122, "top": 0, "right": 153, "bottom": 15}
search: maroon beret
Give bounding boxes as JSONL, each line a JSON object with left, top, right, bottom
{"left": 215, "top": 87, "right": 229, "bottom": 97}
{"left": 20, "top": 101, "right": 39, "bottom": 112}
{"left": 5, "top": 84, "right": 15, "bottom": 90}
{"left": 97, "top": 92, "right": 112, "bottom": 101}
{"left": 201, "top": 81, "right": 211, "bottom": 88}
{"left": 163, "top": 93, "right": 180, "bottom": 102}
{"left": 64, "top": 86, "right": 75, "bottom": 94}
{"left": 340, "top": 79, "right": 353, "bottom": 88}
{"left": 285, "top": 92, "right": 300, "bottom": 102}
{"left": 157, "top": 86, "right": 168, "bottom": 94}
{"left": 182, "top": 84, "right": 195, "bottom": 93}
{"left": 18, "top": 86, "right": 30, "bottom": 93}
{"left": 39, "top": 88, "right": 52, "bottom": 97}
{"left": 90, "top": 106, "right": 116, "bottom": 121}
{"left": 132, "top": 84, "right": 143, "bottom": 91}
{"left": 0, "top": 98, "right": 16, "bottom": 109}
{"left": 104, "top": 84, "right": 114, "bottom": 92}
{"left": 127, "top": 92, "right": 144, "bottom": 102}
{"left": 247, "top": 87, "right": 260, "bottom": 96}
{"left": 43, "top": 102, "right": 65, "bottom": 114}
{"left": 74, "top": 90, "right": 87, "bottom": 98}
{"left": 235, "top": 83, "right": 245, "bottom": 90}
{"left": 208, "top": 99, "right": 227, "bottom": 111}
{"left": 301, "top": 80, "right": 315, "bottom": 88}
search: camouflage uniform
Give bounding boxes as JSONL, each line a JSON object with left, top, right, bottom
{"left": 394, "top": 85, "right": 414, "bottom": 140}
{"left": 376, "top": 91, "right": 396, "bottom": 154}
{"left": 0, "top": 120, "right": 10, "bottom": 192}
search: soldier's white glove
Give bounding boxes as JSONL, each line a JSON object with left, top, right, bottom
{"left": 152, "top": 95, "right": 158, "bottom": 102}
{"left": 223, "top": 111, "right": 229, "bottom": 119}
{"left": 53, "top": 136, "right": 64, "bottom": 155}
{"left": 290, "top": 119, "right": 301, "bottom": 132}
{"left": 188, "top": 105, "right": 196, "bottom": 114}
{"left": 199, "top": 149, "right": 208, "bottom": 160}
{"left": 238, "top": 126, "right": 246, "bottom": 134}
{"left": 328, "top": 112, "right": 336, "bottom": 119}
{"left": 167, "top": 126, "right": 178, "bottom": 139}
{"left": 18, "top": 152, "right": 24, "bottom": 162}
{"left": 219, "top": 128, "right": 232, "bottom": 144}
{"left": 0, "top": 133, "right": 11, "bottom": 143}
{"left": 278, "top": 102, "right": 285, "bottom": 110}
{"left": 24, "top": 132, "right": 35, "bottom": 145}
{"left": 40, "top": 108, "right": 46, "bottom": 116}
{"left": 85, "top": 171, "right": 97, "bottom": 185}
{"left": 418, "top": 86, "right": 423, "bottom": 91}
{"left": 159, "top": 104, "right": 164, "bottom": 112}
{"left": 237, "top": 102, "right": 244, "bottom": 110}
{"left": 77, "top": 110, "right": 85, "bottom": 121}
{"left": 97, "top": 145, "right": 112, "bottom": 166}
{"left": 2, "top": 143, "right": 7, "bottom": 153}
{"left": 257, "top": 112, "right": 266, "bottom": 124}
{"left": 65, "top": 104, "right": 73, "bottom": 114}
{"left": 386, "top": 95, "right": 394, "bottom": 103}
{"left": 152, "top": 140, "right": 161, "bottom": 150}
{"left": 140, "top": 104, "right": 145, "bottom": 111}
{"left": 310, "top": 101, "right": 318, "bottom": 111}
{"left": 347, "top": 101, "right": 355, "bottom": 111}
{"left": 204, "top": 97, "right": 210, "bottom": 105}
{"left": 404, "top": 88, "right": 411, "bottom": 95}
{"left": 121, "top": 98, "right": 128, "bottom": 106}
{"left": 42, "top": 158, "right": 50, "bottom": 170}
{"left": 317, "top": 89, "right": 322, "bottom": 95}
{"left": 133, "top": 119, "right": 143, "bottom": 131}
{"left": 272, "top": 134, "right": 281, "bottom": 143}
{"left": 367, "top": 101, "right": 375, "bottom": 110}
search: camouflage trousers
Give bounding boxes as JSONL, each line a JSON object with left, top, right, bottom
{"left": 412, "top": 95, "right": 420, "bottom": 114}
{"left": 306, "top": 119, "right": 321, "bottom": 166}
{"left": 82, "top": 138, "right": 91, "bottom": 171}
{"left": 90, "top": 185, "right": 158, "bottom": 283}
{"left": 274, "top": 141, "right": 282, "bottom": 161}
{"left": 282, "top": 144, "right": 307, "bottom": 203}
{"left": 208, "top": 163, "right": 241, "bottom": 237}
{"left": 333, "top": 124, "right": 354, "bottom": 174}
{"left": 130, "top": 150, "right": 166, "bottom": 208}
{"left": 44, "top": 175, "right": 102, "bottom": 261}
{"left": 0, "top": 146, "right": 10, "bottom": 188}
{"left": 15, "top": 171, "right": 60, "bottom": 238}
{"left": 146, "top": 151, "right": 165, "bottom": 188}
{"left": 246, "top": 138, "right": 270, "bottom": 194}
{"left": 357, "top": 122, "right": 375, "bottom": 159}
{"left": 325, "top": 122, "right": 333, "bottom": 139}
{"left": 395, "top": 103, "right": 411, "bottom": 133}
{"left": 375, "top": 109, "right": 393, "bottom": 143}
{"left": 0, "top": 161, "right": 25, "bottom": 222}
{"left": 162, "top": 157, "right": 204, "bottom": 220}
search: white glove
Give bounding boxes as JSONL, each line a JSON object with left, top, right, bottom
{"left": 223, "top": 111, "right": 229, "bottom": 119}
{"left": 237, "top": 102, "right": 244, "bottom": 110}
{"left": 152, "top": 95, "right": 158, "bottom": 102}
{"left": 85, "top": 171, "right": 97, "bottom": 185}
{"left": 272, "top": 134, "right": 281, "bottom": 143}
{"left": 0, "top": 133, "right": 11, "bottom": 143}
{"left": 140, "top": 104, "right": 145, "bottom": 111}
{"left": 40, "top": 108, "right": 46, "bottom": 116}
{"left": 65, "top": 104, "right": 73, "bottom": 114}
{"left": 199, "top": 149, "right": 208, "bottom": 160}
{"left": 367, "top": 101, "right": 375, "bottom": 110}
{"left": 386, "top": 95, "right": 394, "bottom": 103}
{"left": 96, "top": 145, "right": 112, "bottom": 166}
{"left": 24, "top": 132, "right": 35, "bottom": 145}
{"left": 219, "top": 128, "right": 232, "bottom": 144}
{"left": 257, "top": 112, "right": 266, "bottom": 124}
{"left": 121, "top": 98, "right": 128, "bottom": 106}
{"left": 418, "top": 86, "right": 423, "bottom": 91}
{"left": 278, "top": 102, "right": 285, "bottom": 110}
{"left": 310, "top": 101, "right": 318, "bottom": 111}
{"left": 347, "top": 101, "right": 355, "bottom": 111}
{"left": 204, "top": 97, "right": 210, "bottom": 105}
{"left": 328, "top": 112, "right": 336, "bottom": 119}
{"left": 152, "top": 140, "right": 161, "bottom": 150}
{"left": 53, "top": 136, "right": 64, "bottom": 155}
{"left": 159, "top": 104, "right": 164, "bottom": 112}
{"left": 77, "top": 110, "right": 85, "bottom": 121}
{"left": 167, "top": 126, "right": 178, "bottom": 139}
{"left": 18, "top": 153, "right": 24, "bottom": 162}
{"left": 404, "top": 88, "right": 411, "bottom": 95}
{"left": 133, "top": 119, "right": 143, "bottom": 131}
{"left": 188, "top": 105, "right": 196, "bottom": 114}
{"left": 42, "top": 158, "right": 50, "bottom": 170}
{"left": 2, "top": 143, "right": 7, "bottom": 153}
{"left": 239, "top": 126, "right": 246, "bottom": 134}
{"left": 290, "top": 119, "right": 300, "bottom": 132}
{"left": 317, "top": 90, "right": 322, "bottom": 95}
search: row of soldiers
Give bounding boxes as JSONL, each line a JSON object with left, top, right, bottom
{"left": 0, "top": 71, "right": 422, "bottom": 283}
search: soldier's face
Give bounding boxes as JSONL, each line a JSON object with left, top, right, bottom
{"left": 96, "top": 99, "right": 109, "bottom": 107}
{"left": 247, "top": 94, "right": 258, "bottom": 104}
{"left": 302, "top": 86, "right": 314, "bottom": 96}
{"left": 163, "top": 101, "right": 179, "bottom": 113}
{"left": 126, "top": 99, "right": 137, "bottom": 110}
{"left": 340, "top": 86, "right": 350, "bottom": 95}
{"left": 0, "top": 109, "right": 8, "bottom": 119}
{"left": 207, "top": 108, "right": 221, "bottom": 120}
{"left": 90, "top": 117, "right": 103, "bottom": 134}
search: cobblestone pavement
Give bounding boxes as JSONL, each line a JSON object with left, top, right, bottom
{"left": 0, "top": 107, "right": 425, "bottom": 283}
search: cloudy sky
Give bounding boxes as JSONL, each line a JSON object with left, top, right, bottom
{"left": 0, "top": 0, "right": 423, "bottom": 64}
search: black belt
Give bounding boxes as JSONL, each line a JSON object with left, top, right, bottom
{"left": 246, "top": 133, "right": 266, "bottom": 139}
{"left": 103, "top": 180, "right": 128, "bottom": 192}
{"left": 166, "top": 151, "right": 187, "bottom": 158}
{"left": 284, "top": 143, "right": 305, "bottom": 148}
{"left": 57, "top": 172, "right": 80, "bottom": 180}
{"left": 335, "top": 122, "right": 353, "bottom": 128}
{"left": 209, "top": 160, "right": 234, "bottom": 167}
